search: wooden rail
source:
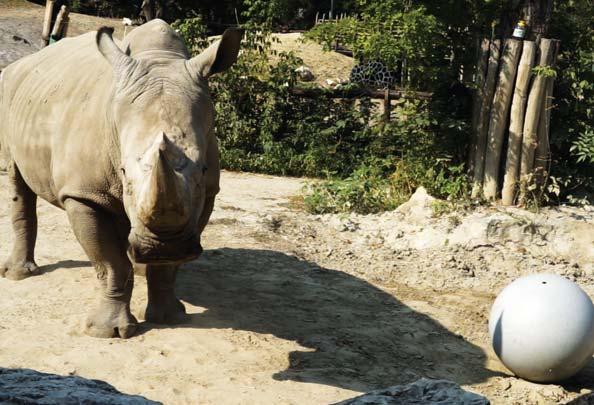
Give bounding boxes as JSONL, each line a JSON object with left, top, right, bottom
{"left": 290, "top": 86, "right": 432, "bottom": 100}
{"left": 290, "top": 86, "right": 432, "bottom": 123}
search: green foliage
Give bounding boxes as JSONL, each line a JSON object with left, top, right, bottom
{"left": 532, "top": 65, "right": 557, "bottom": 78}
{"left": 304, "top": 164, "right": 402, "bottom": 214}
{"left": 548, "top": 0, "right": 594, "bottom": 198}
{"left": 171, "top": 16, "right": 210, "bottom": 55}
{"left": 571, "top": 130, "right": 594, "bottom": 164}
{"left": 305, "top": 6, "right": 446, "bottom": 87}
{"left": 303, "top": 158, "right": 471, "bottom": 214}
{"left": 171, "top": 0, "right": 593, "bottom": 211}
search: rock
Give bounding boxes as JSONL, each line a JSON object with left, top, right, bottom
{"left": 0, "top": 367, "right": 159, "bottom": 404}
{"left": 396, "top": 187, "right": 437, "bottom": 224}
{"left": 295, "top": 65, "right": 315, "bottom": 81}
{"left": 334, "top": 378, "right": 489, "bottom": 404}
{"left": 328, "top": 216, "right": 360, "bottom": 232}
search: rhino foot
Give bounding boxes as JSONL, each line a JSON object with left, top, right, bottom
{"left": 0, "top": 260, "right": 40, "bottom": 280}
{"left": 144, "top": 293, "right": 187, "bottom": 325}
{"left": 85, "top": 298, "right": 138, "bottom": 339}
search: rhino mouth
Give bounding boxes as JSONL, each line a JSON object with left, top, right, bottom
{"left": 128, "top": 231, "right": 202, "bottom": 265}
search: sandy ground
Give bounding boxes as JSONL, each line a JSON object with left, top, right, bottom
{"left": 1, "top": 170, "right": 594, "bottom": 404}
{"left": 1, "top": 0, "right": 125, "bottom": 70}
{"left": 271, "top": 32, "right": 355, "bottom": 86}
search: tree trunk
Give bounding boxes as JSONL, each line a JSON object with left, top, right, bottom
{"left": 471, "top": 39, "right": 501, "bottom": 198}
{"left": 501, "top": 40, "right": 536, "bottom": 205}
{"left": 467, "top": 38, "right": 490, "bottom": 174}
{"left": 482, "top": 39, "right": 522, "bottom": 200}
{"left": 521, "top": 0, "right": 553, "bottom": 40}
{"left": 50, "top": 5, "right": 69, "bottom": 40}
{"left": 518, "top": 38, "right": 555, "bottom": 204}
{"left": 42, "top": 0, "right": 56, "bottom": 46}
{"left": 499, "top": 0, "right": 553, "bottom": 40}
{"left": 534, "top": 39, "right": 560, "bottom": 190}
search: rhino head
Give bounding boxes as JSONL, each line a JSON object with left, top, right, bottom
{"left": 96, "top": 22, "right": 242, "bottom": 265}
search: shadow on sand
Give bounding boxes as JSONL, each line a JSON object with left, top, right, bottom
{"left": 164, "top": 247, "right": 498, "bottom": 392}
{"left": 39, "top": 259, "right": 90, "bottom": 274}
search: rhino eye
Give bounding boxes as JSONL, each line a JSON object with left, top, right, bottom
{"left": 202, "top": 166, "right": 208, "bottom": 175}
{"left": 174, "top": 159, "right": 187, "bottom": 171}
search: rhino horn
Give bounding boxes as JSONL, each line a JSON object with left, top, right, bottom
{"left": 186, "top": 28, "right": 243, "bottom": 79}
{"left": 138, "top": 133, "right": 189, "bottom": 229}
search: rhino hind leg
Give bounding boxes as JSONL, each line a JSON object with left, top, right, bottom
{"left": 1, "top": 161, "right": 40, "bottom": 280}
{"left": 144, "top": 265, "right": 187, "bottom": 324}
{"left": 64, "top": 199, "right": 138, "bottom": 338}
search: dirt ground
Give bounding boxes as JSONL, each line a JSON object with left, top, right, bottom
{"left": 1, "top": 0, "right": 123, "bottom": 70}
{"left": 270, "top": 32, "right": 355, "bottom": 86}
{"left": 1, "top": 170, "right": 594, "bottom": 405}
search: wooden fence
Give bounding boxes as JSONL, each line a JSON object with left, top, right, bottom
{"left": 468, "top": 37, "right": 560, "bottom": 205}
{"left": 291, "top": 86, "right": 432, "bottom": 122}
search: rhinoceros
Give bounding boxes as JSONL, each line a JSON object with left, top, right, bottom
{"left": 0, "top": 20, "right": 242, "bottom": 338}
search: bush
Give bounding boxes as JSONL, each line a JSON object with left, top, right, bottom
{"left": 305, "top": 6, "right": 447, "bottom": 89}
{"left": 304, "top": 158, "right": 471, "bottom": 215}
{"left": 174, "top": 19, "right": 472, "bottom": 214}
{"left": 548, "top": 1, "right": 594, "bottom": 199}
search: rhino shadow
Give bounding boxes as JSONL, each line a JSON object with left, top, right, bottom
{"left": 172, "top": 247, "right": 497, "bottom": 392}
{"left": 39, "top": 260, "right": 91, "bottom": 274}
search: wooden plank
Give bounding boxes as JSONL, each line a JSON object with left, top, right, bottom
{"left": 501, "top": 40, "right": 537, "bottom": 205}
{"left": 471, "top": 39, "right": 501, "bottom": 198}
{"left": 382, "top": 89, "right": 391, "bottom": 122}
{"left": 518, "top": 38, "right": 555, "bottom": 204}
{"left": 290, "top": 86, "right": 432, "bottom": 100}
{"left": 482, "top": 38, "right": 522, "bottom": 200}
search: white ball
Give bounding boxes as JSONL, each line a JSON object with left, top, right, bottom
{"left": 489, "top": 273, "right": 594, "bottom": 382}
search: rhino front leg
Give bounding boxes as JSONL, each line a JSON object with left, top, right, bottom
{"left": 144, "top": 265, "right": 187, "bottom": 324}
{"left": 1, "top": 161, "right": 40, "bottom": 280}
{"left": 64, "top": 199, "right": 137, "bottom": 338}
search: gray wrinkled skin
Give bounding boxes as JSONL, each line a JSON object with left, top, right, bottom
{"left": 0, "top": 20, "right": 242, "bottom": 338}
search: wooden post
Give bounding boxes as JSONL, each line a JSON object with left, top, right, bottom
{"left": 483, "top": 38, "right": 522, "bottom": 200}
{"left": 382, "top": 89, "right": 391, "bottom": 122}
{"left": 50, "top": 5, "right": 69, "bottom": 41}
{"left": 519, "top": 38, "right": 555, "bottom": 204}
{"left": 42, "top": 0, "right": 56, "bottom": 46}
{"left": 471, "top": 39, "right": 501, "bottom": 198}
{"left": 467, "top": 38, "right": 491, "bottom": 173}
{"left": 534, "top": 39, "right": 560, "bottom": 189}
{"left": 501, "top": 40, "right": 537, "bottom": 205}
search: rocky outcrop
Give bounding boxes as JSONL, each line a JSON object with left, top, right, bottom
{"left": 396, "top": 187, "right": 436, "bottom": 225}
{"left": 0, "top": 368, "right": 160, "bottom": 404}
{"left": 295, "top": 65, "right": 315, "bottom": 81}
{"left": 334, "top": 378, "right": 490, "bottom": 405}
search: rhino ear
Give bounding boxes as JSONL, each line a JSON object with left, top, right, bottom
{"left": 96, "top": 27, "right": 136, "bottom": 78}
{"left": 186, "top": 28, "right": 243, "bottom": 79}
